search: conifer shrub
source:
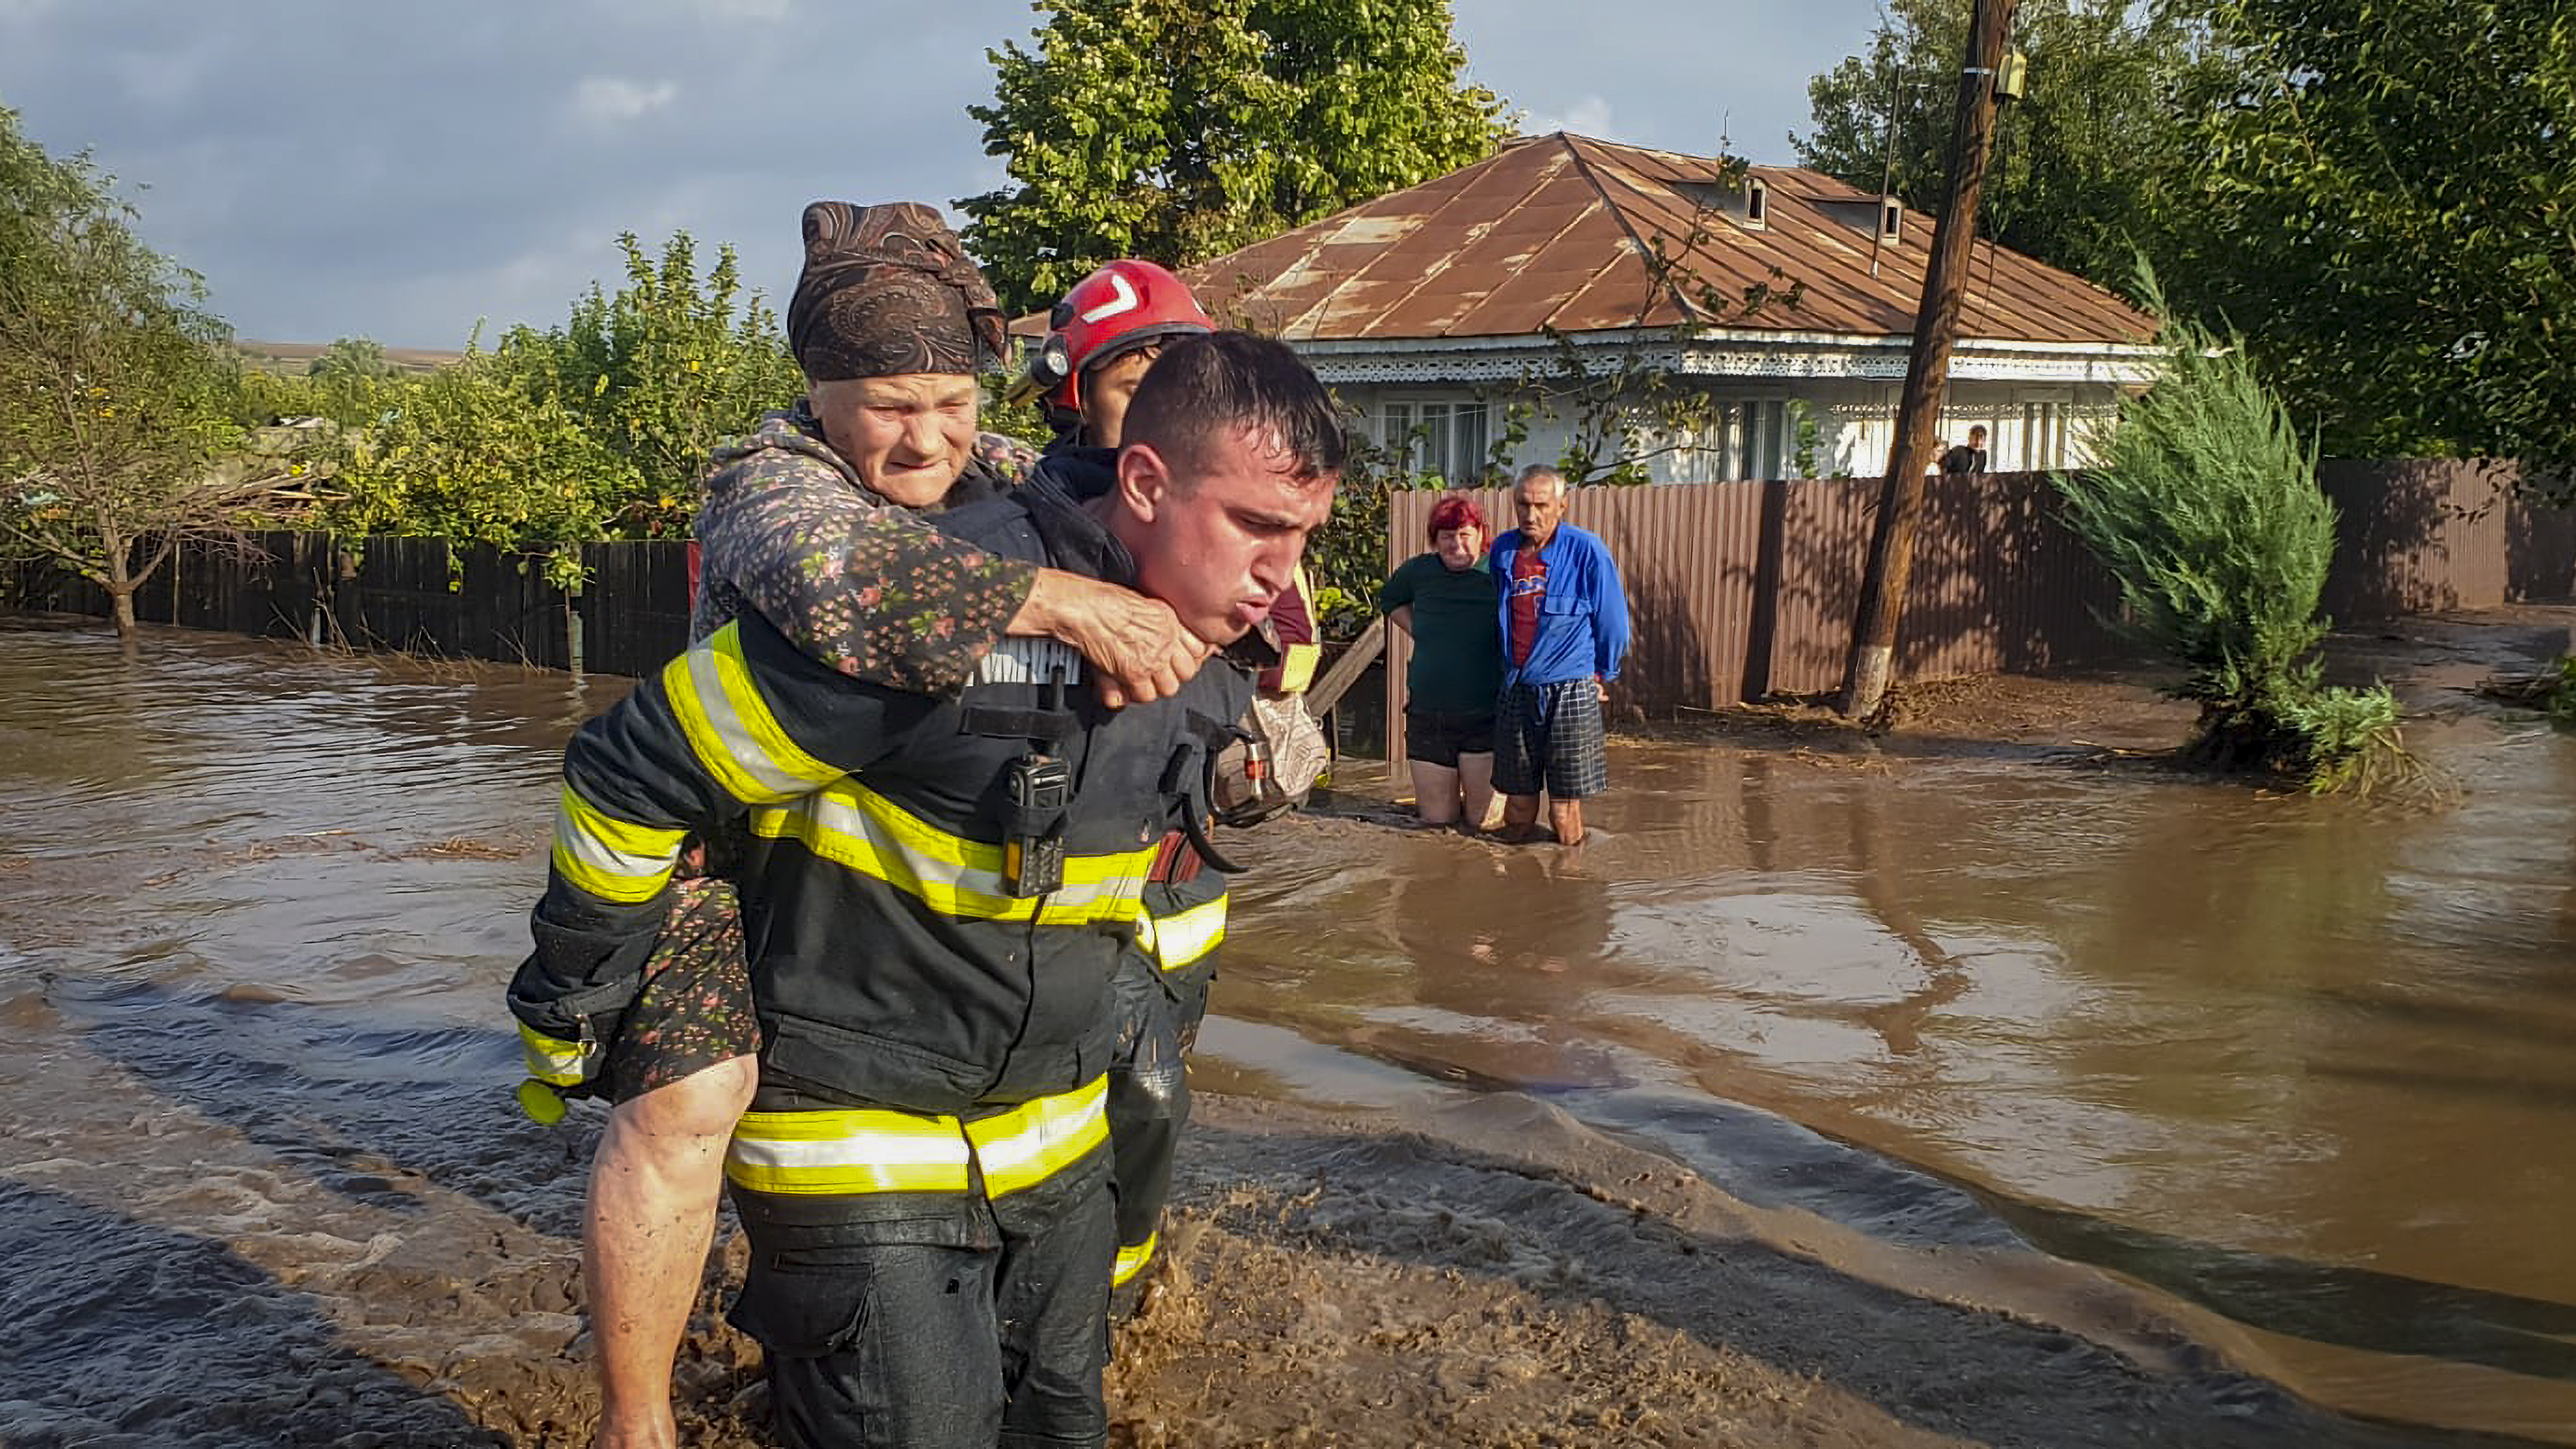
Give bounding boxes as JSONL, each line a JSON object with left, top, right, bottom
{"left": 2052, "top": 273, "right": 2405, "bottom": 792}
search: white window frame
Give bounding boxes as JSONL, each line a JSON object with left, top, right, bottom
{"left": 1378, "top": 395, "right": 1493, "bottom": 484}
{"left": 2018, "top": 390, "right": 2072, "bottom": 471}
{"left": 1651, "top": 397, "right": 1799, "bottom": 482}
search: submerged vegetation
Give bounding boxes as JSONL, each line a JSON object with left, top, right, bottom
{"left": 2051, "top": 272, "right": 2407, "bottom": 794}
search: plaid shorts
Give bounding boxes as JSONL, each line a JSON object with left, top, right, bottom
{"left": 1492, "top": 679, "right": 1608, "bottom": 799}
{"left": 602, "top": 876, "right": 761, "bottom": 1103}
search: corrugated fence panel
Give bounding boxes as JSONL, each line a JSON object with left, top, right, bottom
{"left": 1902, "top": 471, "right": 2128, "bottom": 681}
{"left": 1764, "top": 479, "right": 1874, "bottom": 695}
{"left": 12, "top": 463, "right": 2568, "bottom": 718}
{"left": 2319, "top": 459, "right": 2576, "bottom": 620}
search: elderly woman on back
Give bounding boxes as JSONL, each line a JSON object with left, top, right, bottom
{"left": 514, "top": 200, "right": 1210, "bottom": 1449}
{"left": 1378, "top": 493, "right": 1503, "bottom": 829}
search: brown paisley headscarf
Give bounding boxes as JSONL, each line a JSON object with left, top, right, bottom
{"left": 786, "top": 200, "right": 1005, "bottom": 380}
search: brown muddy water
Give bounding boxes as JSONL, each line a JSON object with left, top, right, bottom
{"left": 2, "top": 614, "right": 2572, "bottom": 1447}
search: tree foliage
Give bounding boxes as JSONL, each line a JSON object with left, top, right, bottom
{"left": 0, "top": 106, "right": 283, "bottom": 640}
{"left": 307, "top": 336, "right": 393, "bottom": 382}
{"left": 960, "top": 0, "right": 1508, "bottom": 314}
{"left": 2178, "top": 0, "right": 2576, "bottom": 486}
{"left": 1796, "top": 0, "right": 2219, "bottom": 294}
{"left": 317, "top": 230, "right": 800, "bottom": 578}
{"left": 509, "top": 230, "right": 802, "bottom": 531}
{"left": 319, "top": 338, "right": 641, "bottom": 587}
{"left": 2051, "top": 271, "right": 2402, "bottom": 792}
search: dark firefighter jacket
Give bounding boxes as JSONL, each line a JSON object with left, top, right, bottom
{"left": 510, "top": 457, "right": 1250, "bottom": 1185}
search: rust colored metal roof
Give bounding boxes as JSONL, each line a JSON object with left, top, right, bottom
{"left": 1165, "top": 132, "right": 2151, "bottom": 347}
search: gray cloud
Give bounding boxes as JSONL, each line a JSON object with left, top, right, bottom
{"left": 0, "top": 0, "right": 1882, "bottom": 347}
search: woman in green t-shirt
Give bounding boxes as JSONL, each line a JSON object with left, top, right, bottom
{"left": 1378, "top": 494, "right": 1506, "bottom": 828}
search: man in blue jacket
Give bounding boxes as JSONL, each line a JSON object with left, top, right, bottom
{"left": 1488, "top": 463, "right": 1630, "bottom": 847}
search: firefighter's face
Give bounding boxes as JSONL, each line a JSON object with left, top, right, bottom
{"left": 808, "top": 372, "right": 980, "bottom": 507}
{"left": 1118, "top": 422, "right": 1335, "bottom": 646}
{"left": 1078, "top": 347, "right": 1158, "bottom": 448}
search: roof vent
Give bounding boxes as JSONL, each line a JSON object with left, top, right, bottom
{"left": 1879, "top": 197, "right": 1903, "bottom": 246}
{"left": 1665, "top": 174, "right": 1770, "bottom": 231}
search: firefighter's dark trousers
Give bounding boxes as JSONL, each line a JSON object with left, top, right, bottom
{"left": 727, "top": 1158, "right": 1113, "bottom": 1449}
{"left": 1107, "top": 952, "right": 1213, "bottom": 1295}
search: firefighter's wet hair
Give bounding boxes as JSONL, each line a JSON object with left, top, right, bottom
{"left": 1122, "top": 331, "right": 1346, "bottom": 487}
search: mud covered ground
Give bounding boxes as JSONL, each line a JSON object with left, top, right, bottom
{"left": 6, "top": 608, "right": 2571, "bottom": 1448}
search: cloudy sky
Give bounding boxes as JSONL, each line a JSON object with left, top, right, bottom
{"left": 0, "top": 0, "right": 1885, "bottom": 348}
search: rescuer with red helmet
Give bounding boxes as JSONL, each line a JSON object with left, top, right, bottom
{"left": 1016, "top": 258, "right": 1216, "bottom": 448}
{"left": 1021, "top": 262, "right": 1331, "bottom": 1322}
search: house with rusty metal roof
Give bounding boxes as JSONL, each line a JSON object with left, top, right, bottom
{"left": 1163, "top": 131, "right": 2161, "bottom": 483}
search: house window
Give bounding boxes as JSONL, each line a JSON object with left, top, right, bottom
{"left": 2021, "top": 402, "right": 2066, "bottom": 470}
{"left": 1745, "top": 177, "right": 1769, "bottom": 230}
{"left": 1880, "top": 198, "right": 1903, "bottom": 245}
{"left": 1380, "top": 398, "right": 1491, "bottom": 483}
{"left": 1657, "top": 399, "right": 1795, "bottom": 482}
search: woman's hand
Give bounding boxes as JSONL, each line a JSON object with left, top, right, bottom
{"left": 1013, "top": 569, "right": 1214, "bottom": 708}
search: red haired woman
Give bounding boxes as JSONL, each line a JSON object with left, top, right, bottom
{"left": 1377, "top": 493, "right": 1504, "bottom": 828}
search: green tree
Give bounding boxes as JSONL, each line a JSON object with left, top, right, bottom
{"left": 0, "top": 107, "right": 282, "bottom": 642}
{"left": 1796, "top": 0, "right": 2219, "bottom": 293}
{"left": 960, "top": 0, "right": 1508, "bottom": 314}
{"left": 506, "top": 230, "right": 803, "bottom": 535}
{"left": 307, "top": 336, "right": 392, "bottom": 382}
{"left": 2179, "top": 0, "right": 2576, "bottom": 485}
{"left": 2051, "top": 271, "right": 2402, "bottom": 792}
{"left": 322, "top": 332, "right": 640, "bottom": 588}
{"left": 1301, "top": 428, "right": 1441, "bottom": 639}
{"left": 300, "top": 336, "right": 396, "bottom": 426}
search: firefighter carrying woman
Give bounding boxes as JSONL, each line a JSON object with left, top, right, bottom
{"left": 508, "top": 200, "right": 1332, "bottom": 1449}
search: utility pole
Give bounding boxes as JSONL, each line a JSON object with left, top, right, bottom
{"left": 1839, "top": 0, "right": 2018, "bottom": 721}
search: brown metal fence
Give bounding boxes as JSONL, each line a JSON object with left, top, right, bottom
{"left": 6, "top": 461, "right": 2569, "bottom": 758}
{"left": 1383, "top": 459, "right": 2576, "bottom": 762}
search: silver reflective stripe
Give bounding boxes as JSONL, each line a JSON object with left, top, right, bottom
{"left": 1143, "top": 893, "right": 1227, "bottom": 973}
{"left": 550, "top": 786, "right": 682, "bottom": 904}
{"left": 755, "top": 780, "right": 1152, "bottom": 925}
{"left": 665, "top": 623, "right": 842, "bottom": 806}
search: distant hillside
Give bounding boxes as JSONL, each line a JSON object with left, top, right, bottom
{"left": 233, "top": 339, "right": 463, "bottom": 379}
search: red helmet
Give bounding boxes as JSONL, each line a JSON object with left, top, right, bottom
{"left": 1017, "top": 259, "right": 1213, "bottom": 414}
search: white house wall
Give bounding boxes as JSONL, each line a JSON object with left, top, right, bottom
{"left": 1332, "top": 377, "right": 2124, "bottom": 487}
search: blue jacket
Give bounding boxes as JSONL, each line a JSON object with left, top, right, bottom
{"left": 1489, "top": 522, "right": 1630, "bottom": 688}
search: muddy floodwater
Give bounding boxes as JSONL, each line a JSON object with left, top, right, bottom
{"left": 3, "top": 614, "right": 2572, "bottom": 1447}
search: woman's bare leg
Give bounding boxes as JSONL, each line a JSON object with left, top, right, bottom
{"left": 1456, "top": 752, "right": 1496, "bottom": 833}
{"left": 585, "top": 1054, "right": 758, "bottom": 1449}
{"left": 1409, "top": 760, "right": 1462, "bottom": 824}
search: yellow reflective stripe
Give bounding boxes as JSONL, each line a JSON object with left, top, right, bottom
{"left": 726, "top": 1106, "right": 973, "bottom": 1195}
{"left": 518, "top": 1022, "right": 589, "bottom": 1087}
{"left": 1112, "top": 1231, "right": 1158, "bottom": 1287}
{"left": 964, "top": 1075, "right": 1110, "bottom": 1197}
{"left": 550, "top": 786, "right": 683, "bottom": 904}
{"left": 1142, "top": 893, "right": 1227, "bottom": 973}
{"left": 723, "top": 1077, "right": 1109, "bottom": 1199}
{"left": 753, "top": 780, "right": 1154, "bottom": 926}
{"left": 1274, "top": 641, "right": 1321, "bottom": 695}
{"left": 665, "top": 623, "right": 843, "bottom": 806}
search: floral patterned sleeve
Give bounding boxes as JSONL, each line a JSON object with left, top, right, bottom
{"left": 693, "top": 436, "right": 1038, "bottom": 697}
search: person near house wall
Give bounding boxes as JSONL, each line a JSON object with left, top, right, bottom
{"left": 1488, "top": 464, "right": 1630, "bottom": 848}
{"left": 1378, "top": 493, "right": 1503, "bottom": 830}
{"left": 1940, "top": 425, "right": 1990, "bottom": 477}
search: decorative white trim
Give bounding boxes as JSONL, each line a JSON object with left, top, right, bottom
{"left": 1303, "top": 337, "right": 2159, "bottom": 387}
